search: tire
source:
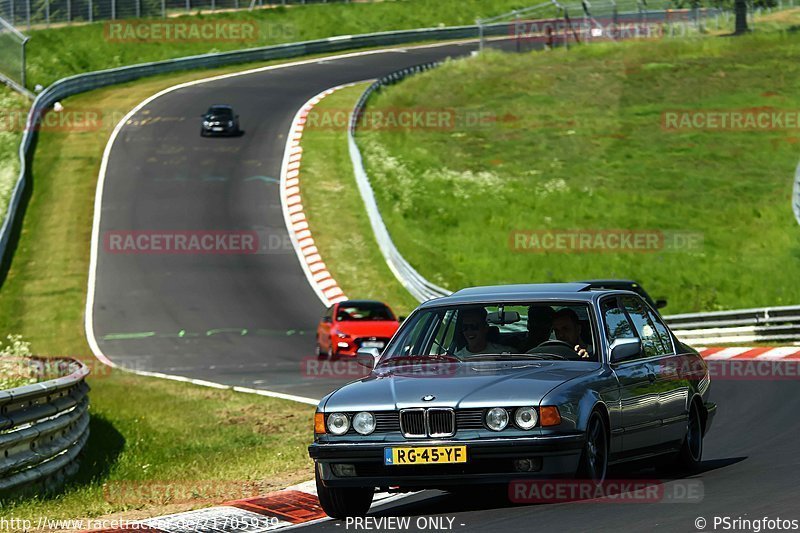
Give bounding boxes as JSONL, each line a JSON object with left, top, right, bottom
{"left": 315, "top": 465, "right": 373, "bottom": 519}
{"left": 328, "top": 342, "right": 336, "bottom": 360}
{"left": 576, "top": 411, "right": 608, "bottom": 483}
{"left": 656, "top": 400, "right": 704, "bottom": 475}
{"left": 678, "top": 400, "right": 704, "bottom": 469}
{"left": 315, "top": 342, "right": 326, "bottom": 360}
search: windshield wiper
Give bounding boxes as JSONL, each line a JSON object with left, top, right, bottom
{"left": 466, "top": 353, "right": 566, "bottom": 361}
{"left": 378, "top": 354, "right": 461, "bottom": 367}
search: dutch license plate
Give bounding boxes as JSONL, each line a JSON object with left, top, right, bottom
{"left": 212, "top": 127, "right": 223, "bottom": 132}
{"left": 361, "top": 341, "right": 385, "bottom": 349}
{"left": 384, "top": 446, "right": 467, "bottom": 465}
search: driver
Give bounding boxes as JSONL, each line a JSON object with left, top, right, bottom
{"left": 552, "top": 308, "right": 591, "bottom": 359}
{"left": 455, "top": 307, "right": 514, "bottom": 358}
{"left": 518, "top": 304, "right": 555, "bottom": 352}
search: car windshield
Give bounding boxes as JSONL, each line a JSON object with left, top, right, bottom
{"left": 208, "top": 107, "right": 232, "bottom": 117}
{"left": 379, "top": 301, "right": 596, "bottom": 364}
{"left": 337, "top": 302, "right": 395, "bottom": 322}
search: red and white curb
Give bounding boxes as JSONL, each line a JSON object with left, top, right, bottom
{"left": 90, "top": 480, "right": 405, "bottom": 532}
{"left": 697, "top": 347, "right": 800, "bottom": 360}
{"left": 281, "top": 84, "right": 358, "bottom": 308}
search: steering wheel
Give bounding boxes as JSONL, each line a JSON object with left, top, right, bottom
{"left": 535, "top": 339, "right": 575, "bottom": 349}
{"left": 525, "top": 339, "right": 577, "bottom": 360}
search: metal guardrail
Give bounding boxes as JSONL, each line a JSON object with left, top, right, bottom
{"left": 665, "top": 305, "right": 800, "bottom": 344}
{"left": 347, "top": 62, "right": 453, "bottom": 302}
{"left": 0, "top": 22, "right": 518, "bottom": 271}
{"left": 0, "top": 358, "right": 90, "bottom": 496}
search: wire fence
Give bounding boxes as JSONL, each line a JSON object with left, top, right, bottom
{"left": 0, "top": 0, "right": 364, "bottom": 29}
{"left": 0, "top": 15, "right": 27, "bottom": 92}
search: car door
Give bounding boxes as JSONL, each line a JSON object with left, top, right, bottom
{"left": 602, "top": 296, "right": 663, "bottom": 453}
{"left": 318, "top": 305, "right": 334, "bottom": 351}
{"left": 621, "top": 295, "right": 687, "bottom": 450}
{"left": 643, "top": 304, "right": 689, "bottom": 446}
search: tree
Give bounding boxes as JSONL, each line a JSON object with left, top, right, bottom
{"left": 734, "top": 0, "right": 749, "bottom": 34}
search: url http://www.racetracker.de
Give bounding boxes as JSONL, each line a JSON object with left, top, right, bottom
{"left": 695, "top": 516, "right": 800, "bottom": 532}
{"left": 0, "top": 515, "right": 280, "bottom": 531}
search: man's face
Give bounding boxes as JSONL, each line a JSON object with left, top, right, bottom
{"left": 461, "top": 313, "right": 488, "bottom": 348}
{"left": 552, "top": 315, "right": 581, "bottom": 346}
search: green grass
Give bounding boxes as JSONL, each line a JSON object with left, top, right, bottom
{"left": 23, "top": 0, "right": 565, "bottom": 88}
{"left": 355, "top": 29, "right": 800, "bottom": 314}
{"left": 0, "top": 87, "right": 25, "bottom": 221}
{"left": 300, "top": 83, "right": 420, "bottom": 317}
{"left": 5, "top": 373, "right": 314, "bottom": 522}
{"left": 0, "top": 59, "right": 337, "bottom": 520}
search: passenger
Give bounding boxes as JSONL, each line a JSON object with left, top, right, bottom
{"left": 520, "top": 305, "right": 555, "bottom": 352}
{"left": 455, "top": 307, "right": 514, "bottom": 358}
{"left": 551, "top": 308, "right": 591, "bottom": 359}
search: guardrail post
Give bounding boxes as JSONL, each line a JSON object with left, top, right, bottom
{"left": 67, "top": 0, "right": 71, "bottom": 23}
{"left": 21, "top": 36, "right": 29, "bottom": 89}
{"left": 45, "top": 0, "right": 49, "bottom": 26}
{"left": 88, "top": 0, "right": 92, "bottom": 23}
{"left": 25, "top": 0, "right": 29, "bottom": 30}
{"left": 136, "top": 0, "right": 140, "bottom": 18}
{"left": 10, "top": 0, "right": 14, "bottom": 25}
{"left": 161, "top": 0, "right": 165, "bottom": 18}
{"left": 111, "top": 0, "right": 115, "bottom": 19}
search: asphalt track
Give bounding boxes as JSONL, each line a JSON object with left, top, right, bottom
{"left": 89, "top": 37, "right": 800, "bottom": 531}
{"left": 89, "top": 41, "right": 488, "bottom": 400}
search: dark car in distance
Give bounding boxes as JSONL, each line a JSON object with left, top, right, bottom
{"left": 309, "top": 283, "right": 715, "bottom": 518}
{"left": 201, "top": 105, "right": 241, "bottom": 136}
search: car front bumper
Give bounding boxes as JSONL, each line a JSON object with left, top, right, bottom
{"left": 309, "top": 434, "right": 585, "bottom": 489}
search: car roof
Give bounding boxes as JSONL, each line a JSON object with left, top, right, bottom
{"left": 208, "top": 105, "right": 233, "bottom": 111}
{"left": 420, "top": 283, "right": 629, "bottom": 308}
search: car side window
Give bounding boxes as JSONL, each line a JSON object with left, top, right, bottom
{"left": 601, "top": 298, "right": 636, "bottom": 342}
{"left": 385, "top": 312, "right": 438, "bottom": 357}
{"left": 622, "top": 296, "right": 664, "bottom": 358}
{"left": 646, "top": 307, "right": 674, "bottom": 355}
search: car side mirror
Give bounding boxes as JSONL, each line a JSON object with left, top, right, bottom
{"left": 322, "top": 316, "right": 332, "bottom": 323}
{"left": 356, "top": 347, "right": 381, "bottom": 369}
{"left": 656, "top": 299, "right": 667, "bottom": 309}
{"left": 610, "top": 337, "right": 642, "bottom": 363}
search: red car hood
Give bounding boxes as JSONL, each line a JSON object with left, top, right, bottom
{"left": 335, "top": 320, "right": 399, "bottom": 337}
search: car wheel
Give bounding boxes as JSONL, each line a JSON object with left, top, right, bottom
{"left": 679, "top": 400, "right": 703, "bottom": 469}
{"left": 315, "top": 465, "right": 373, "bottom": 519}
{"left": 315, "top": 342, "right": 326, "bottom": 360}
{"left": 328, "top": 342, "right": 336, "bottom": 360}
{"left": 577, "top": 411, "right": 608, "bottom": 483}
{"left": 656, "top": 400, "right": 704, "bottom": 475}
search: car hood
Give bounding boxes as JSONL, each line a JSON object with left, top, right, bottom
{"left": 323, "top": 360, "right": 599, "bottom": 411}
{"left": 334, "top": 321, "right": 399, "bottom": 337}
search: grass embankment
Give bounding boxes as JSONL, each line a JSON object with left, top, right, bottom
{"left": 0, "top": 87, "right": 25, "bottom": 221}
{"left": 300, "top": 83, "right": 420, "bottom": 317}
{"left": 0, "top": 61, "right": 319, "bottom": 522}
{"left": 23, "top": 0, "right": 602, "bottom": 88}
{"left": 354, "top": 30, "right": 800, "bottom": 313}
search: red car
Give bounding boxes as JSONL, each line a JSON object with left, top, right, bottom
{"left": 315, "top": 300, "right": 401, "bottom": 359}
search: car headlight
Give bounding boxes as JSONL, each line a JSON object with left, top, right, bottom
{"left": 514, "top": 407, "right": 538, "bottom": 430}
{"left": 485, "top": 407, "right": 509, "bottom": 431}
{"left": 327, "top": 413, "right": 349, "bottom": 435}
{"left": 352, "top": 412, "right": 376, "bottom": 435}
{"left": 228, "top": 120, "right": 234, "bottom": 127}
{"left": 203, "top": 121, "right": 210, "bottom": 127}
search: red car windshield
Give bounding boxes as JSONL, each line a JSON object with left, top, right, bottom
{"left": 337, "top": 303, "right": 395, "bottom": 322}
